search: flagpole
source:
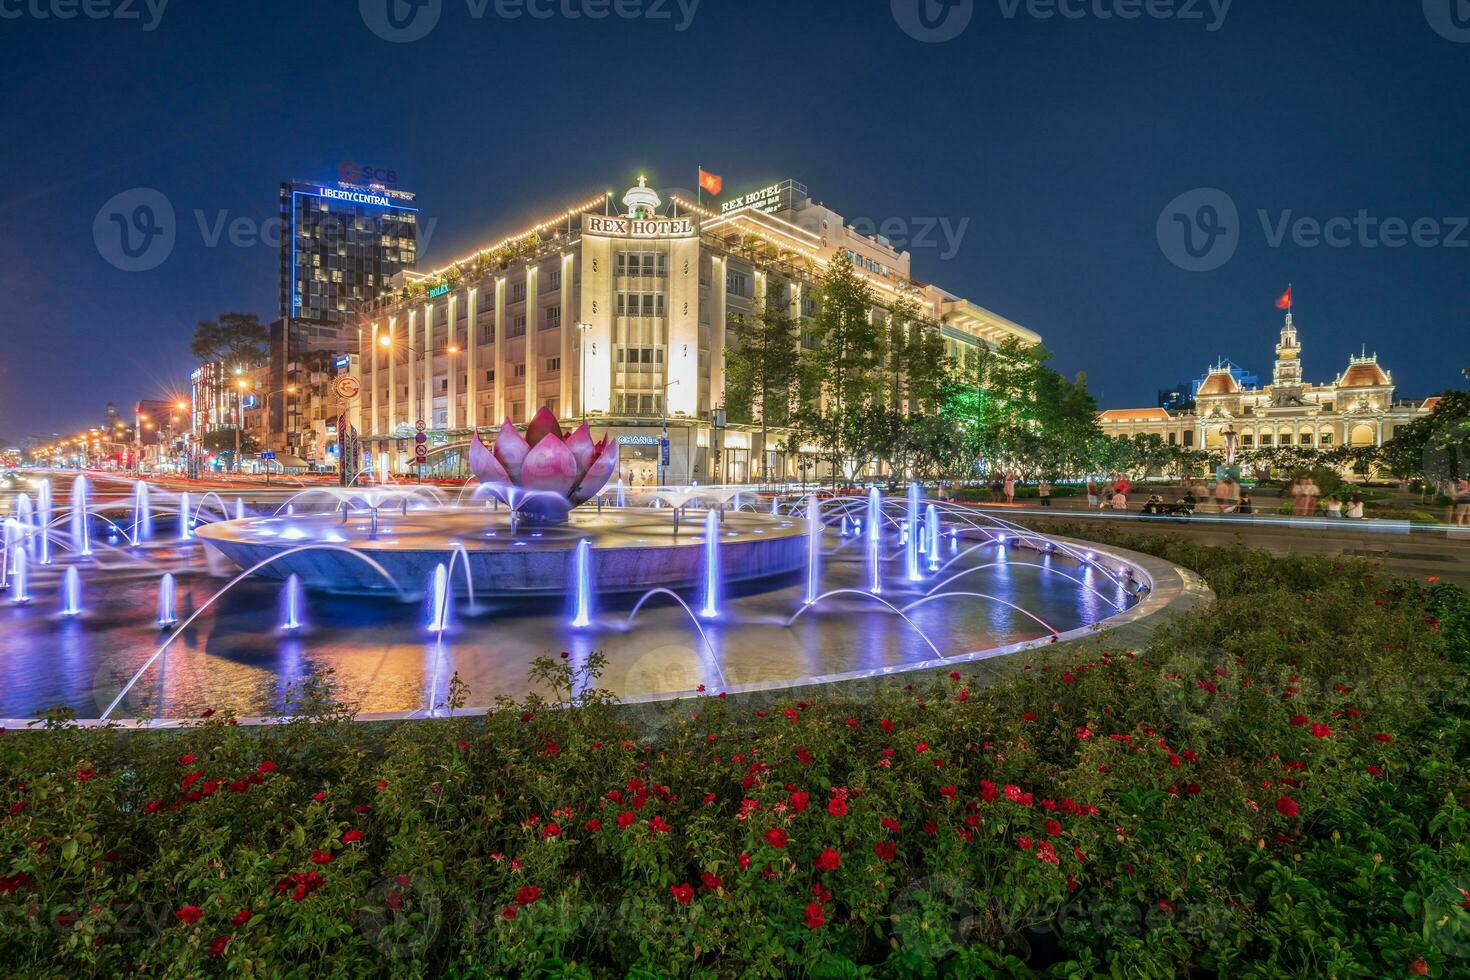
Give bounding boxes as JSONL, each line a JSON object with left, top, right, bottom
{"left": 697, "top": 165, "right": 702, "bottom": 207}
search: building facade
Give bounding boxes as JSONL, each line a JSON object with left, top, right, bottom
{"left": 273, "top": 179, "right": 418, "bottom": 456}
{"left": 1100, "top": 312, "right": 1435, "bottom": 462}
{"left": 356, "top": 177, "right": 1038, "bottom": 484}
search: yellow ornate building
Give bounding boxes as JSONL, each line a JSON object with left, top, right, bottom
{"left": 1098, "top": 312, "right": 1436, "bottom": 457}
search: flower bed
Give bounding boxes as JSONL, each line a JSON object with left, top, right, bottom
{"left": 1, "top": 538, "right": 1467, "bottom": 977}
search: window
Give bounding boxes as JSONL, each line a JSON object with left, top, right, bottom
{"left": 509, "top": 314, "right": 527, "bottom": 337}
{"left": 616, "top": 251, "right": 666, "bottom": 277}
{"left": 484, "top": 369, "right": 495, "bottom": 383}
{"left": 514, "top": 364, "right": 526, "bottom": 378}
{"left": 1300, "top": 433, "right": 1313, "bottom": 445}
{"left": 439, "top": 379, "right": 448, "bottom": 393}
{"left": 548, "top": 269, "right": 562, "bottom": 289}
{"left": 545, "top": 357, "right": 560, "bottom": 373}
{"left": 511, "top": 281, "right": 527, "bottom": 303}
{"left": 1319, "top": 432, "right": 1333, "bottom": 446}
{"left": 1242, "top": 435, "right": 1254, "bottom": 447}
{"left": 726, "top": 271, "right": 748, "bottom": 296}
{"left": 616, "top": 292, "right": 665, "bottom": 317}
{"left": 1167, "top": 431, "right": 1177, "bottom": 445}
{"left": 1183, "top": 431, "right": 1194, "bottom": 448}
{"left": 1259, "top": 433, "right": 1273, "bottom": 446}
{"left": 545, "top": 305, "right": 561, "bottom": 329}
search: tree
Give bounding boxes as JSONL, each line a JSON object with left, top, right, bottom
{"left": 201, "top": 428, "right": 258, "bottom": 455}
{"left": 724, "top": 285, "right": 798, "bottom": 481}
{"left": 1381, "top": 391, "right": 1470, "bottom": 490}
{"left": 190, "top": 313, "right": 269, "bottom": 369}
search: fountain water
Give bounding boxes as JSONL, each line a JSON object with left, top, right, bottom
{"left": 950, "top": 528, "right": 959, "bottom": 553}
{"left": 615, "top": 479, "right": 627, "bottom": 508}
{"left": 178, "top": 492, "right": 192, "bottom": 540}
{"left": 839, "top": 515, "right": 850, "bottom": 538}
{"left": 571, "top": 539, "right": 593, "bottom": 628}
{"left": 867, "top": 487, "right": 883, "bottom": 594}
{"left": 70, "top": 476, "right": 92, "bottom": 557}
{"left": 234, "top": 497, "right": 246, "bottom": 520}
{"left": 16, "top": 494, "right": 34, "bottom": 533}
{"left": 700, "top": 508, "right": 721, "bottom": 619}
{"left": 61, "top": 566, "right": 82, "bottom": 616}
{"left": 131, "top": 482, "right": 152, "bottom": 545}
{"left": 37, "top": 478, "right": 52, "bottom": 565}
{"left": 926, "top": 504, "right": 941, "bottom": 572}
{"left": 157, "top": 572, "right": 177, "bottom": 627}
{"left": 770, "top": 496, "right": 779, "bottom": 516}
{"left": 280, "top": 573, "right": 303, "bottom": 631}
{"left": 804, "top": 495, "right": 822, "bottom": 605}
{"left": 9, "top": 544, "right": 28, "bottom": 604}
{"left": 427, "top": 563, "right": 451, "bottom": 633}
{"left": 906, "top": 483, "right": 922, "bottom": 582}
{"left": 0, "top": 520, "right": 14, "bottom": 589}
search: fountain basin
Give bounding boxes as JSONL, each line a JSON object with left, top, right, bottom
{"left": 194, "top": 509, "right": 809, "bottom": 596}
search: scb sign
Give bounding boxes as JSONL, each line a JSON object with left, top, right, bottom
{"left": 338, "top": 161, "right": 399, "bottom": 188}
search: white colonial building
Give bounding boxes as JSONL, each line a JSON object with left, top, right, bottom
{"left": 357, "top": 177, "right": 1037, "bottom": 484}
{"left": 1099, "top": 312, "right": 1436, "bottom": 462}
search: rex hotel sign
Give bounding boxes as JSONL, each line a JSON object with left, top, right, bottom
{"left": 583, "top": 214, "right": 697, "bottom": 238}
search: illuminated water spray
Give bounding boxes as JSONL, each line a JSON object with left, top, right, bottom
{"left": 37, "top": 478, "right": 52, "bottom": 564}
{"left": 70, "top": 476, "right": 91, "bottom": 557}
{"left": 157, "top": 572, "right": 177, "bottom": 627}
{"left": 926, "top": 504, "right": 941, "bottom": 572}
{"left": 804, "top": 494, "right": 822, "bottom": 605}
{"left": 867, "top": 486, "right": 883, "bottom": 594}
{"left": 426, "top": 563, "right": 450, "bottom": 633}
{"left": 571, "top": 539, "right": 593, "bottom": 628}
{"left": 905, "top": 482, "right": 922, "bottom": 582}
{"left": 234, "top": 497, "right": 246, "bottom": 520}
{"left": 131, "top": 482, "right": 152, "bottom": 545}
{"left": 280, "top": 573, "right": 304, "bottom": 631}
{"left": 700, "top": 509, "right": 721, "bottom": 619}
{"left": 9, "top": 545, "right": 28, "bottom": 604}
{"left": 61, "top": 566, "right": 82, "bottom": 617}
{"left": 615, "top": 479, "right": 627, "bottom": 508}
{"left": 178, "top": 492, "right": 192, "bottom": 540}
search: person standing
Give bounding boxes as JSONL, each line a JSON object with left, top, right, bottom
{"left": 1003, "top": 471, "right": 1016, "bottom": 505}
{"left": 1454, "top": 479, "right": 1470, "bottom": 525}
{"left": 1290, "top": 476, "right": 1308, "bottom": 517}
{"left": 1302, "top": 476, "right": 1321, "bottom": 517}
{"left": 1038, "top": 479, "right": 1053, "bottom": 507}
{"left": 1086, "top": 478, "right": 1099, "bottom": 509}
{"left": 1346, "top": 494, "right": 1365, "bottom": 520}
{"left": 1326, "top": 496, "right": 1342, "bottom": 518}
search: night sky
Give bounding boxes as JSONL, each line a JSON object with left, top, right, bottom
{"left": 1, "top": 0, "right": 1466, "bottom": 442}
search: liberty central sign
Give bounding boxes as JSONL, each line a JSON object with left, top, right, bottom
{"left": 583, "top": 214, "right": 696, "bottom": 238}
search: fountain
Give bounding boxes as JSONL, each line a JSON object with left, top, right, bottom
{"left": 0, "top": 520, "right": 14, "bottom": 590}
{"left": 426, "top": 564, "right": 450, "bottom": 633}
{"left": 131, "top": 482, "right": 152, "bottom": 545}
{"left": 61, "top": 566, "right": 82, "bottom": 617}
{"left": 804, "top": 494, "right": 822, "bottom": 605}
{"left": 179, "top": 492, "right": 193, "bottom": 540}
{"left": 280, "top": 574, "right": 303, "bottom": 631}
{"left": 570, "top": 539, "right": 593, "bottom": 628}
{"left": 927, "top": 504, "right": 941, "bottom": 572}
{"left": 867, "top": 487, "right": 883, "bottom": 595}
{"left": 37, "top": 478, "right": 52, "bottom": 565}
{"left": 906, "top": 483, "right": 922, "bottom": 582}
{"left": 157, "top": 572, "right": 177, "bottom": 627}
{"left": 235, "top": 497, "right": 246, "bottom": 520}
{"left": 699, "top": 508, "right": 721, "bottom": 619}
{"left": 9, "top": 545, "right": 28, "bottom": 604}
{"left": 70, "top": 476, "right": 92, "bottom": 557}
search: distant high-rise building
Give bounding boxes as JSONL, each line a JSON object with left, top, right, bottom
{"left": 273, "top": 176, "right": 419, "bottom": 452}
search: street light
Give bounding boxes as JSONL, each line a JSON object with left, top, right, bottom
{"left": 659, "top": 378, "right": 680, "bottom": 487}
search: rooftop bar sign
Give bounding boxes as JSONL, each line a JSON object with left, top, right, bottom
{"left": 720, "top": 182, "right": 783, "bottom": 215}
{"left": 583, "top": 214, "right": 697, "bottom": 238}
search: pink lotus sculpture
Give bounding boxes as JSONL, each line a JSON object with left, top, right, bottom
{"left": 468, "top": 407, "right": 618, "bottom": 522}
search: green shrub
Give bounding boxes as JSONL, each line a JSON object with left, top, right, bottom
{"left": 0, "top": 541, "right": 1466, "bottom": 977}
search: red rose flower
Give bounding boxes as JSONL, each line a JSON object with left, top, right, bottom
{"left": 584, "top": 819, "right": 602, "bottom": 832}
{"left": 827, "top": 797, "right": 847, "bottom": 817}
{"left": 176, "top": 905, "right": 204, "bottom": 926}
{"left": 177, "top": 754, "right": 197, "bottom": 765}
{"left": 875, "top": 841, "right": 896, "bottom": 861}
{"left": 1373, "top": 732, "right": 1392, "bottom": 743}
{"left": 789, "top": 791, "right": 809, "bottom": 813}
{"left": 804, "top": 901, "right": 825, "bottom": 929}
{"left": 342, "top": 829, "right": 364, "bottom": 844}
{"left": 207, "top": 935, "right": 230, "bottom": 957}
{"left": 231, "top": 908, "right": 252, "bottom": 927}
{"left": 938, "top": 785, "right": 957, "bottom": 800}
{"left": 764, "top": 827, "right": 788, "bottom": 849}
{"left": 669, "top": 883, "right": 694, "bottom": 905}
{"left": 813, "top": 848, "right": 841, "bottom": 871}
{"left": 310, "top": 850, "right": 334, "bottom": 865}
{"left": 514, "top": 885, "right": 541, "bottom": 906}
{"left": 1275, "top": 796, "right": 1300, "bottom": 817}
{"left": 700, "top": 871, "right": 722, "bottom": 891}
{"left": 542, "top": 823, "right": 562, "bottom": 839}
{"left": 257, "top": 761, "right": 277, "bottom": 774}
{"left": 500, "top": 905, "right": 517, "bottom": 920}
{"left": 1310, "top": 723, "right": 1331, "bottom": 739}
{"left": 1289, "top": 714, "right": 1309, "bottom": 727}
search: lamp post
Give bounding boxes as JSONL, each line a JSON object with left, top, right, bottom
{"left": 659, "top": 378, "right": 680, "bottom": 487}
{"left": 376, "top": 333, "right": 460, "bottom": 481}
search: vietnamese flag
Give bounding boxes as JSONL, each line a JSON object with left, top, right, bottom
{"left": 698, "top": 168, "right": 723, "bottom": 197}
{"left": 1275, "top": 284, "right": 1293, "bottom": 310}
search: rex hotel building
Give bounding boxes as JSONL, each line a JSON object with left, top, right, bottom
{"left": 357, "top": 177, "right": 1038, "bottom": 484}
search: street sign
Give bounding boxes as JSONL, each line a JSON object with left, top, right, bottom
{"left": 415, "top": 445, "right": 428, "bottom": 461}
{"left": 414, "top": 432, "right": 427, "bottom": 445}
{"left": 260, "top": 452, "right": 276, "bottom": 460}
{"left": 332, "top": 375, "right": 361, "bottom": 399}
{"left": 415, "top": 419, "right": 426, "bottom": 431}
{"left": 660, "top": 438, "right": 670, "bottom": 467}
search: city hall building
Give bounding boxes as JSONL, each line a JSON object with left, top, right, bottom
{"left": 1098, "top": 312, "right": 1436, "bottom": 468}
{"left": 356, "top": 177, "right": 1038, "bottom": 484}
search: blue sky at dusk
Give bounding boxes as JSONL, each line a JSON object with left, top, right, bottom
{"left": 0, "top": 0, "right": 1466, "bottom": 440}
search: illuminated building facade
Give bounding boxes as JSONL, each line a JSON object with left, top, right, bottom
{"left": 358, "top": 177, "right": 1038, "bottom": 483}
